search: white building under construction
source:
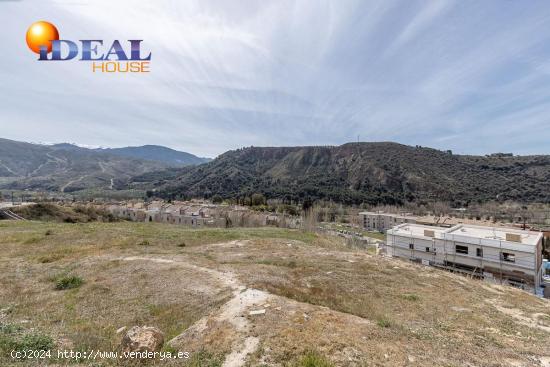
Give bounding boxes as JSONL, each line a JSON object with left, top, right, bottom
{"left": 386, "top": 223, "right": 544, "bottom": 293}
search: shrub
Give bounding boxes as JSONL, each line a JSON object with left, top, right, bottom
{"left": 16, "top": 333, "right": 54, "bottom": 351}
{"left": 55, "top": 275, "right": 83, "bottom": 290}
{"left": 138, "top": 240, "right": 150, "bottom": 246}
{"left": 38, "top": 254, "right": 63, "bottom": 263}
{"left": 45, "top": 230, "right": 53, "bottom": 236}
{"left": 0, "top": 324, "right": 22, "bottom": 335}
{"left": 211, "top": 195, "right": 223, "bottom": 204}
{"left": 401, "top": 293, "right": 419, "bottom": 301}
{"left": 251, "top": 193, "right": 266, "bottom": 206}
{"left": 293, "top": 350, "right": 334, "bottom": 367}
{"left": 0, "top": 332, "right": 54, "bottom": 354}
{"left": 376, "top": 317, "right": 391, "bottom": 328}
{"left": 278, "top": 204, "right": 299, "bottom": 216}
{"left": 177, "top": 242, "right": 186, "bottom": 247}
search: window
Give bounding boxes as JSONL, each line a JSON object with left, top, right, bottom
{"left": 476, "top": 248, "right": 483, "bottom": 257}
{"left": 409, "top": 243, "right": 414, "bottom": 250}
{"left": 501, "top": 252, "right": 515, "bottom": 263}
{"left": 425, "top": 247, "right": 430, "bottom": 252}
{"left": 455, "top": 245, "right": 469, "bottom": 254}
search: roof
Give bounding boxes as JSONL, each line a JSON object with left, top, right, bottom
{"left": 359, "top": 211, "right": 417, "bottom": 220}
{"left": 445, "top": 224, "right": 542, "bottom": 246}
{"left": 388, "top": 223, "right": 448, "bottom": 238}
{"left": 389, "top": 223, "right": 542, "bottom": 247}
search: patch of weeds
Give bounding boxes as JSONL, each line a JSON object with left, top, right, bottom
{"left": 23, "top": 236, "right": 42, "bottom": 244}
{"left": 162, "top": 344, "right": 179, "bottom": 354}
{"left": 376, "top": 317, "right": 392, "bottom": 328}
{"left": 0, "top": 323, "right": 23, "bottom": 335}
{"left": 187, "top": 350, "right": 223, "bottom": 367}
{"left": 249, "top": 343, "right": 265, "bottom": 364}
{"left": 38, "top": 253, "right": 64, "bottom": 263}
{"left": 16, "top": 333, "right": 54, "bottom": 351}
{"left": 257, "top": 259, "right": 298, "bottom": 268}
{"left": 410, "top": 328, "right": 435, "bottom": 341}
{"left": 55, "top": 275, "right": 84, "bottom": 290}
{"left": 138, "top": 240, "right": 150, "bottom": 246}
{"left": 291, "top": 350, "right": 334, "bottom": 367}
{"left": 0, "top": 306, "right": 14, "bottom": 317}
{"left": 401, "top": 293, "right": 420, "bottom": 301}
{"left": 0, "top": 332, "right": 54, "bottom": 354}
{"left": 435, "top": 320, "right": 451, "bottom": 332}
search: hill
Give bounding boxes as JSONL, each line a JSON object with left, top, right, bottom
{"left": 0, "top": 139, "right": 165, "bottom": 192}
{"left": 0, "top": 221, "right": 548, "bottom": 366}
{"left": 0, "top": 139, "right": 209, "bottom": 193}
{"left": 92, "top": 145, "right": 211, "bottom": 166}
{"left": 132, "top": 142, "right": 550, "bottom": 205}
{"left": 50, "top": 143, "right": 211, "bottom": 166}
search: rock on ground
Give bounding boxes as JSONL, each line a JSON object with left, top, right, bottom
{"left": 121, "top": 326, "right": 164, "bottom": 353}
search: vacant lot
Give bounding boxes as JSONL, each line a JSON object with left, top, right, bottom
{"left": 0, "top": 221, "right": 549, "bottom": 366}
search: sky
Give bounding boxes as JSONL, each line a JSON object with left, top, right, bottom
{"left": 2, "top": 0, "right": 550, "bottom": 158}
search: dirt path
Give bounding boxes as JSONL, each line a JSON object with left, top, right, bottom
{"left": 115, "top": 241, "right": 389, "bottom": 367}
{"left": 118, "top": 249, "right": 272, "bottom": 367}
{"left": 0, "top": 160, "right": 16, "bottom": 175}
{"left": 60, "top": 175, "right": 86, "bottom": 192}
{"left": 45, "top": 152, "right": 68, "bottom": 165}
{"left": 217, "top": 289, "right": 270, "bottom": 367}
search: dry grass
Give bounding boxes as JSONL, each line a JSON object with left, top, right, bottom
{"left": 0, "top": 220, "right": 549, "bottom": 366}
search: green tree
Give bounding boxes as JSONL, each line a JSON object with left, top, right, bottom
{"left": 251, "top": 193, "right": 266, "bottom": 206}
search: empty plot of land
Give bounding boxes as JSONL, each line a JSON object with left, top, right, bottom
{"left": 0, "top": 221, "right": 549, "bottom": 366}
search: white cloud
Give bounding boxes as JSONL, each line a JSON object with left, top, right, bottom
{"left": 1, "top": 0, "right": 550, "bottom": 157}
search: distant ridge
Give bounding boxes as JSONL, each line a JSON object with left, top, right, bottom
{"left": 50, "top": 143, "right": 211, "bottom": 166}
{"left": 0, "top": 138, "right": 208, "bottom": 193}
{"left": 129, "top": 142, "right": 550, "bottom": 205}
{"left": 94, "top": 145, "right": 211, "bottom": 166}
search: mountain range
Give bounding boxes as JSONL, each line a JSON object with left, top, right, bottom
{"left": 3, "top": 138, "right": 550, "bottom": 205}
{"left": 130, "top": 143, "right": 550, "bottom": 205}
{"left": 0, "top": 139, "right": 208, "bottom": 193}
{"left": 50, "top": 143, "right": 211, "bottom": 166}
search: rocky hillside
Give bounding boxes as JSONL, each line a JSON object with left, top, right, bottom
{"left": 133, "top": 142, "right": 550, "bottom": 205}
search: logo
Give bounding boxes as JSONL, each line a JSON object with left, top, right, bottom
{"left": 25, "top": 21, "right": 151, "bottom": 73}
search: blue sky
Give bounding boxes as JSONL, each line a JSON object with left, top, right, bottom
{"left": 2, "top": 0, "right": 550, "bottom": 157}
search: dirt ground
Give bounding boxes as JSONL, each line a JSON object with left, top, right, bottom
{"left": 0, "top": 221, "right": 549, "bottom": 366}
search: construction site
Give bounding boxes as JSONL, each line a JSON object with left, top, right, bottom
{"left": 386, "top": 223, "right": 545, "bottom": 295}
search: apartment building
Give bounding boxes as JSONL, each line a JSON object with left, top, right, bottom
{"left": 108, "top": 203, "right": 227, "bottom": 227}
{"left": 359, "top": 211, "right": 417, "bottom": 232}
{"left": 386, "top": 223, "right": 544, "bottom": 293}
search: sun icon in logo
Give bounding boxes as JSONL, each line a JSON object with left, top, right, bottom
{"left": 26, "top": 21, "right": 59, "bottom": 54}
